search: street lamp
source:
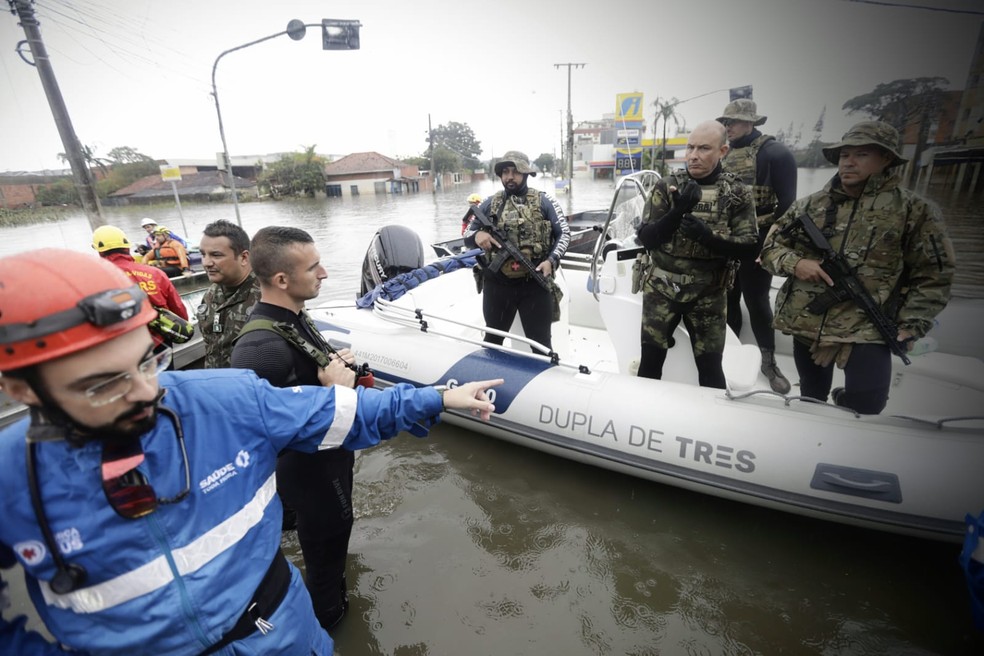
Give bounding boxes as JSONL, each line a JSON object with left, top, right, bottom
{"left": 211, "top": 19, "right": 361, "bottom": 226}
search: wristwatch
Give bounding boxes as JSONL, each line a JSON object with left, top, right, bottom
{"left": 433, "top": 385, "right": 448, "bottom": 411}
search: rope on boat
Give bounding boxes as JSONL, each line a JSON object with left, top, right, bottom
{"left": 372, "top": 297, "right": 585, "bottom": 373}
{"left": 885, "top": 415, "right": 984, "bottom": 430}
{"left": 725, "top": 389, "right": 863, "bottom": 418}
{"left": 726, "top": 388, "right": 984, "bottom": 427}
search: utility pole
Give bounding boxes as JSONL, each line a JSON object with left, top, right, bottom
{"left": 428, "top": 113, "right": 436, "bottom": 195}
{"left": 11, "top": 0, "right": 103, "bottom": 230}
{"left": 554, "top": 62, "right": 585, "bottom": 199}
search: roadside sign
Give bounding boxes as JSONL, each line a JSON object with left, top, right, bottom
{"left": 616, "top": 129, "right": 640, "bottom": 146}
{"left": 160, "top": 165, "right": 182, "bottom": 182}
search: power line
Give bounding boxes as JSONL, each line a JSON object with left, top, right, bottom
{"left": 843, "top": 0, "right": 984, "bottom": 15}
{"left": 37, "top": 0, "right": 212, "bottom": 93}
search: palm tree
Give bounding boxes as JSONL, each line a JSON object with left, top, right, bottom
{"left": 650, "top": 97, "right": 685, "bottom": 175}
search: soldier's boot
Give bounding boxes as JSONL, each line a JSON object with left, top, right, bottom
{"left": 760, "top": 348, "right": 791, "bottom": 394}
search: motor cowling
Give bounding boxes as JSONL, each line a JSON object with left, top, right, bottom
{"left": 359, "top": 225, "right": 424, "bottom": 297}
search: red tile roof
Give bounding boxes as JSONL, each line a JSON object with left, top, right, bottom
{"left": 323, "top": 152, "right": 406, "bottom": 175}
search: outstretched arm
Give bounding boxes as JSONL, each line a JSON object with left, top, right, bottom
{"left": 441, "top": 378, "right": 503, "bottom": 422}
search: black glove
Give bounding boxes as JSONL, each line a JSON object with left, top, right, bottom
{"left": 679, "top": 214, "right": 712, "bottom": 243}
{"left": 672, "top": 180, "right": 702, "bottom": 214}
{"left": 638, "top": 211, "right": 683, "bottom": 249}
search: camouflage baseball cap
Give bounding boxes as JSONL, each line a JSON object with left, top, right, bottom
{"left": 494, "top": 150, "right": 537, "bottom": 177}
{"left": 822, "top": 121, "right": 907, "bottom": 167}
{"left": 717, "top": 99, "right": 766, "bottom": 126}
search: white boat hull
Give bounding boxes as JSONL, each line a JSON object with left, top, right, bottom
{"left": 313, "top": 266, "right": 984, "bottom": 543}
{"left": 313, "top": 172, "right": 984, "bottom": 543}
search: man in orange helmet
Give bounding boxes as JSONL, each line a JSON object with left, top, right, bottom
{"left": 0, "top": 248, "right": 501, "bottom": 655}
{"left": 146, "top": 226, "right": 192, "bottom": 278}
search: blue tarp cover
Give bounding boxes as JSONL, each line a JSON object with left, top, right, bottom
{"left": 356, "top": 249, "right": 481, "bottom": 308}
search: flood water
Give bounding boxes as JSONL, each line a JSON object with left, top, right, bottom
{"left": 3, "top": 171, "right": 983, "bottom": 654}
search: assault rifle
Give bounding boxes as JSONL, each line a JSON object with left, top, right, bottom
{"left": 467, "top": 204, "right": 552, "bottom": 292}
{"left": 796, "top": 215, "right": 911, "bottom": 365}
{"left": 304, "top": 313, "right": 375, "bottom": 388}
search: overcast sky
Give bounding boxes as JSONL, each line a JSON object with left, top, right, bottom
{"left": 1, "top": 0, "right": 981, "bottom": 172}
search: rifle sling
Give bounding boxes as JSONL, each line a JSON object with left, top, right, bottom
{"left": 237, "top": 317, "right": 331, "bottom": 369}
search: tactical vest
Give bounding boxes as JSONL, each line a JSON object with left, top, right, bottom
{"left": 654, "top": 171, "right": 743, "bottom": 271}
{"left": 770, "top": 173, "right": 954, "bottom": 344}
{"left": 197, "top": 274, "right": 261, "bottom": 368}
{"left": 722, "top": 133, "right": 778, "bottom": 218}
{"left": 487, "top": 189, "right": 553, "bottom": 275}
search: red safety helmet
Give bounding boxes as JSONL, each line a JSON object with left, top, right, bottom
{"left": 0, "top": 249, "right": 156, "bottom": 371}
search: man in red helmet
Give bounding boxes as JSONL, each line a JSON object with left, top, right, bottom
{"left": 0, "top": 248, "right": 501, "bottom": 655}
{"left": 92, "top": 225, "right": 191, "bottom": 351}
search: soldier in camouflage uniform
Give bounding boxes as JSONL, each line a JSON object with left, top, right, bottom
{"left": 718, "top": 99, "right": 797, "bottom": 393}
{"left": 636, "top": 121, "right": 758, "bottom": 388}
{"left": 760, "top": 121, "right": 955, "bottom": 414}
{"left": 463, "top": 150, "right": 570, "bottom": 349}
{"left": 196, "top": 219, "right": 261, "bottom": 368}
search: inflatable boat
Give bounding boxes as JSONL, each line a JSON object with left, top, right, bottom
{"left": 313, "top": 171, "right": 984, "bottom": 543}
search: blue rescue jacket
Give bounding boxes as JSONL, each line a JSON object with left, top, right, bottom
{"left": 0, "top": 369, "right": 443, "bottom": 655}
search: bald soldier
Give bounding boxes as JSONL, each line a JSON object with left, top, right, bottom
{"left": 635, "top": 120, "right": 758, "bottom": 388}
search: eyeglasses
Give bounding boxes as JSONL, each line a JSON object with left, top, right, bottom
{"left": 719, "top": 119, "right": 736, "bottom": 127}
{"left": 101, "top": 406, "right": 190, "bottom": 519}
{"left": 84, "top": 349, "right": 172, "bottom": 407}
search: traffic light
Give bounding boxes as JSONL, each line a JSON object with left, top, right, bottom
{"left": 322, "top": 19, "right": 361, "bottom": 50}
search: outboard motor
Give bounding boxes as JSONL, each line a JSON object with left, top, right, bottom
{"left": 359, "top": 224, "right": 425, "bottom": 296}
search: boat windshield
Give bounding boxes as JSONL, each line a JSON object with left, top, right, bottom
{"left": 588, "top": 170, "right": 660, "bottom": 288}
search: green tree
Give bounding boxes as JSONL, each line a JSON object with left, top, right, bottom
{"left": 257, "top": 145, "right": 327, "bottom": 198}
{"left": 402, "top": 156, "right": 430, "bottom": 169}
{"left": 58, "top": 144, "right": 111, "bottom": 177}
{"left": 94, "top": 146, "right": 161, "bottom": 197}
{"left": 105, "top": 146, "right": 154, "bottom": 165}
{"left": 534, "top": 153, "right": 556, "bottom": 175}
{"left": 430, "top": 146, "right": 461, "bottom": 174}
{"left": 842, "top": 77, "right": 948, "bottom": 134}
{"left": 428, "top": 121, "right": 482, "bottom": 170}
{"left": 57, "top": 145, "right": 160, "bottom": 197}
{"left": 843, "top": 77, "right": 949, "bottom": 184}
{"left": 795, "top": 140, "right": 836, "bottom": 169}
{"left": 35, "top": 180, "right": 80, "bottom": 206}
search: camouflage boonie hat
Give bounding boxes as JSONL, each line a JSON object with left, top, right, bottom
{"left": 717, "top": 99, "right": 766, "bottom": 126}
{"left": 822, "top": 121, "right": 907, "bottom": 167}
{"left": 494, "top": 150, "right": 537, "bottom": 177}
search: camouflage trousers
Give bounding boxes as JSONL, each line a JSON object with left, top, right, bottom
{"left": 641, "top": 278, "right": 728, "bottom": 357}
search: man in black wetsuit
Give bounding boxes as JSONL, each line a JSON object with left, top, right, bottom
{"left": 718, "top": 99, "right": 797, "bottom": 393}
{"left": 230, "top": 226, "right": 358, "bottom": 630}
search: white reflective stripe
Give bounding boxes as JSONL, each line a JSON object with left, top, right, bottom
{"left": 973, "top": 535, "right": 984, "bottom": 564}
{"left": 319, "top": 385, "right": 357, "bottom": 449}
{"left": 40, "top": 473, "right": 278, "bottom": 614}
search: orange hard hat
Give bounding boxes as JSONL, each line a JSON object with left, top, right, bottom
{"left": 0, "top": 249, "right": 156, "bottom": 371}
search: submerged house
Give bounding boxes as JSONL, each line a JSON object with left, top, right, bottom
{"left": 106, "top": 170, "right": 256, "bottom": 206}
{"left": 323, "top": 152, "right": 421, "bottom": 197}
